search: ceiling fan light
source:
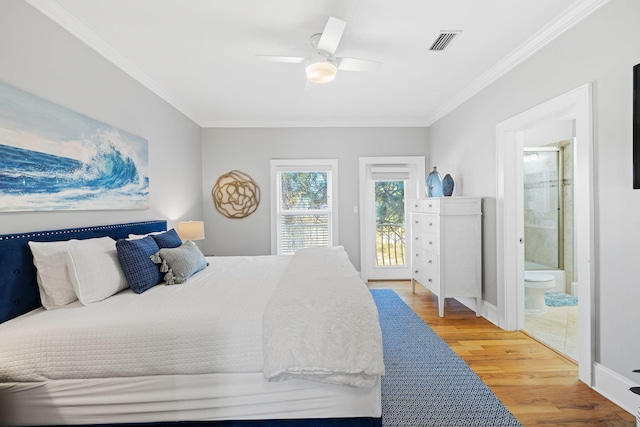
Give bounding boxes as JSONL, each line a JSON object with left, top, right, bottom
{"left": 305, "top": 61, "right": 337, "bottom": 83}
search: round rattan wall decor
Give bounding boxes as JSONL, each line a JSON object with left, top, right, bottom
{"left": 212, "top": 170, "right": 260, "bottom": 219}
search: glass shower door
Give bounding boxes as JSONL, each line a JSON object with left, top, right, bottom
{"left": 523, "top": 148, "right": 562, "bottom": 270}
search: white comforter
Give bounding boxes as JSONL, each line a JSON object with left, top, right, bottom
{"left": 0, "top": 249, "right": 385, "bottom": 388}
{"left": 0, "top": 255, "right": 289, "bottom": 382}
{"left": 262, "top": 246, "right": 385, "bottom": 387}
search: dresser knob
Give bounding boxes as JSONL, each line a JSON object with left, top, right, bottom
{"left": 428, "top": 241, "right": 433, "bottom": 246}
{"left": 428, "top": 278, "right": 433, "bottom": 283}
{"left": 415, "top": 236, "right": 419, "bottom": 240}
{"left": 414, "top": 270, "right": 419, "bottom": 274}
{"left": 428, "top": 260, "right": 432, "bottom": 264}
{"left": 428, "top": 222, "right": 433, "bottom": 227}
{"left": 428, "top": 204, "right": 432, "bottom": 208}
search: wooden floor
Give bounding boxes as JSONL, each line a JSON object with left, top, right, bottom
{"left": 367, "top": 280, "right": 635, "bottom": 427}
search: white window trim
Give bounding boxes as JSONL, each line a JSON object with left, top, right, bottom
{"left": 270, "top": 159, "right": 339, "bottom": 255}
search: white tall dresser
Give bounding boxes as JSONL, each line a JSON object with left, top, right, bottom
{"left": 409, "top": 197, "right": 482, "bottom": 317}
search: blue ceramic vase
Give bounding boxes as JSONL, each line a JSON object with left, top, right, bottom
{"left": 443, "top": 173, "right": 454, "bottom": 196}
{"left": 426, "top": 166, "right": 443, "bottom": 197}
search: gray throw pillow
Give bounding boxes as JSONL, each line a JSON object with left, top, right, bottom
{"left": 150, "top": 240, "right": 207, "bottom": 285}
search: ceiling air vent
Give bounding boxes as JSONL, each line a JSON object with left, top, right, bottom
{"left": 428, "top": 31, "right": 461, "bottom": 51}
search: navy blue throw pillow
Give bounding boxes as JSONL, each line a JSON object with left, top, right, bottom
{"left": 152, "top": 228, "right": 182, "bottom": 249}
{"left": 116, "top": 236, "right": 163, "bottom": 293}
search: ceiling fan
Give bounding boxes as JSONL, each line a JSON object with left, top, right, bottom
{"left": 256, "top": 16, "right": 382, "bottom": 84}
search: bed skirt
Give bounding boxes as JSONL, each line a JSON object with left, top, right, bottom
{"left": 1, "top": 372, "right": 381, "bottom": 426}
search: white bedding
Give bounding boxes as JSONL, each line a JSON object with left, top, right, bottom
{"left": 0, "top": 248, "right": 385, "bottom": 425}
{"left": 263, "top": 246, "right": 385, "bottom": 387}
{"left": 0, "top": 255, "right": 290, "bottom": 382}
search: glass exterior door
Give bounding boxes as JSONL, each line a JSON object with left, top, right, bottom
{"left": 374, "top": 180, "right": 406, "bottom": 267}
{"left": 359, "top": 156, "right": 424, "bottom": 282}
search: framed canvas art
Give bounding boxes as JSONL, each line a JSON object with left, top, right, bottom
{"left": 0, "top": 81, "right": 149, "bottom": 212}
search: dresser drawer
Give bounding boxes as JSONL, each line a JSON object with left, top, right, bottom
{"left": 412, "top": 248, "right": 438, "bottom": 274}
{"left": 409, "top": 198, "right": 440, "bottom": 213}
{"left": 413, "top": 234, "right": 439, "bottom": 253}
{"left": 422, "top": 198, "right": 440, "bottom": 213}
{"left": 413, "top": 271, "right": 440, "bottom": 294}
{"left": 409, "top": 199, "right": 423, "bottom": 212}
{"left": 412, "top": 214, "right": 439, "bottom": 235}
{"left": 410, "top": 197, "right": 481, "bottom": 215}
{"left": 411, "top": 213, "right": 439, "bottom": 240}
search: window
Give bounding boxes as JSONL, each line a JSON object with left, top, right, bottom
{"left": 270, "top": 159, "right": 338, "bottom": 255}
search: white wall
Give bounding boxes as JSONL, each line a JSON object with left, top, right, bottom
{"left": 201, "top": 127, "right": 428, "bottom": 267}
{"left": 522, "top": 120, "right": 574, "bottom": 147}
{"left": 429, "top": 0, "right": 640, "bottom": 391}
{"left": 0, "top": 1, "right": 203, "bottom": 235}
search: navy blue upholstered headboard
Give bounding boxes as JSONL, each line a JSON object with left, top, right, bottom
{"left": 0, "top": 220, "right": 167, "bottom": 324}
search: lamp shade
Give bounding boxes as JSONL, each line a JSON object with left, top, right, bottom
{"left": 177, "top": 221, "right": 205, "bottom": 241}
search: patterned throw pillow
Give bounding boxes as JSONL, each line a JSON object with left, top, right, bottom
{"left": 116, "top": 236, "right": 163, "bottom": 293}
{"left": 151, "top": 228, "right": 182, "bottom": 249}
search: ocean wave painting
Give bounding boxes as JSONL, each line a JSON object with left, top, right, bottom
{"left": 0, "top": 81, "right": 149, "bottom": 212}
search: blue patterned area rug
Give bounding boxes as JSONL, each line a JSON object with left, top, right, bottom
{"left": 371, "top": 289, "right": 522, "bottom": 427}
{"left": 544, "top": 290, "right": 578, "bottom": 307}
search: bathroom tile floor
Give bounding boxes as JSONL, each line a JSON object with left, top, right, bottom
{"left": 525, "top": 305, "right": 579, "bottom": 362}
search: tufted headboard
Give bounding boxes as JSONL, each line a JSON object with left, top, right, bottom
{"left": 0, "top": 220, "right": 167, "bottom": 324}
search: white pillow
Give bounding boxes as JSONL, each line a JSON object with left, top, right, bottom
{"left": 28, "top": 241, "right": 78, "bottom": 309}
{"left": 128, "top": 231, "right": 163, "bottom": 240}
{"left": 66, "top": 237, "right": 128, "bottom": 305}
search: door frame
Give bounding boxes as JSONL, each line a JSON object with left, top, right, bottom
{"left": 496, "top": 83, "right": 594, "bottom": 385}
{"left": 359, "top": 156, "right": 425, "bottom": 282}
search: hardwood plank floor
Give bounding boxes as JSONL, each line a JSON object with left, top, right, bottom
{"left": 367, "top": 280, "right": 635, "bottom": 426}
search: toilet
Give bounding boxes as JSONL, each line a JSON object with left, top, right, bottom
{"left": 524, "top": 272, "right": 556, "bottom": 313}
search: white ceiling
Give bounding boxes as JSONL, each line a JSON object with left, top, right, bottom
{"left": 26, "top": 0, "right": 606, "bottom": 127}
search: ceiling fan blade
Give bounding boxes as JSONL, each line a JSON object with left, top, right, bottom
{"left": 256, "top": 55, "right": 305, "bottom": 64}
{"left": 304, "top": 79, "right": 319, "bottom": 93}
{"left": 337, "top": 57, "right": 382, "bottom": 72}
{"left": 317, "top": 17, "right": 347, "bottom": 54}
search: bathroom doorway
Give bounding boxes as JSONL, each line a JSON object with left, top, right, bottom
{"left": 495, "top": 83, "right": 593, "bottom": 385}
{"left": 522, "top": 143, "right": 578, "bottom": 362}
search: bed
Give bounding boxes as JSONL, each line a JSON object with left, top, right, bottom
{"left": 0, "top": 221, "right": 384, "bottom": 427}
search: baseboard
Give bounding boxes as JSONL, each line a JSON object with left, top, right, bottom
{"left": 481, "top": 300, "right": 500, "bottom": 326}
{"left": 593, "top": 362, "right": 640, "bottom": 415}
{"left": 454, "top": 297, "right": 500, "bottom": 326}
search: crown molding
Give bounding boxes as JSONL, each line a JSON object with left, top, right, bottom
{"left": 424, "top": 0, "right": 611, "bottom": 127}
{"left": 24, "top": 0, "right": 203, "bottom": 126}
{"left": 199, "top": 119, "right": 430, "bottom": 128}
